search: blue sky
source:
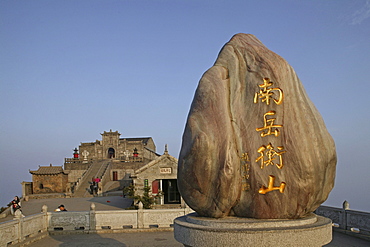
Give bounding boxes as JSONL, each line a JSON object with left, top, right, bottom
{"left": 1, "top": 1, "right": 369, "bottom": 212}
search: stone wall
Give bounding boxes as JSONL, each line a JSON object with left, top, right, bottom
{"left": 21, "top": 181, "right": 33, "bottom": 197}
{"left": 110, "top": 161, "right": 147, "bottom": 181}
{"left": 110, "top": 168, "right": 127, "bottom": 181}
{"left": 64, "top": 163, "right": 90, "bottom": 171}
{"left": 32, "top": 173, "right": 68, "bottom": 194}
{"left": 66, "top": 170, "right": 86, "bottom": 183}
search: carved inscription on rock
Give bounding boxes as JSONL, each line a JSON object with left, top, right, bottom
{"left": 178, "top": 33, "right": 337, "bottom": 219}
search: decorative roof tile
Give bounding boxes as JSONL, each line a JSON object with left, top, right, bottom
{"left": 30, "top": 165, "right": 66, "bottom": 175}
{"left": 120, "top": 137, "right": 152, "bottom": 144}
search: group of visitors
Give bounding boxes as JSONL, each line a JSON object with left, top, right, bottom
{"left": 10, "top": 196, "right": 68, "bottom": 216}
{"left": 90, "top": 177, "right": 101, "bottom": 196}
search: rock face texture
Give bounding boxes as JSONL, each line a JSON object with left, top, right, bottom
{"left": 177, "top": 33, "right": 337, "bottom": 219}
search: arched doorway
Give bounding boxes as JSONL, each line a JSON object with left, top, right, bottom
{"left": 108, "top": 148, "right": 115, "bottom": 159}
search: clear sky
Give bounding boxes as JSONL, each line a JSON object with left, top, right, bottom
{"left": 1, "top": 1, "right": 369, "bottom": 212}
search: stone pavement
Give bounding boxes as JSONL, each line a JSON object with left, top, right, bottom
{"left": 23, "top": 229, "right": 370, "bottom": 247}
{"left": 0, "top": 194, "right": 132, "bottom": 223}
{"left": 25, "top": 230, "right": 182, "bottom": 247}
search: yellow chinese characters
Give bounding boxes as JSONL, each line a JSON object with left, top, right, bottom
{"left": 255, "top": 143, "right": 286, "bottom": 169}
{"left": 258, "top": 175, "right": 286, "bottom": 194}
{"left": 253, "top": 77, "right": 286, "bottom": 195}
{"left": 241, "top": 152, "right": 249, "bottom": 162}
{"left": 240, "top": 152, "right": 250, "bottom": 191}
{"left": 254, "top": 77, "right": 283, "bottom": 105}
{"left": 256, "top": 111, "right": 282, "bottom": 137}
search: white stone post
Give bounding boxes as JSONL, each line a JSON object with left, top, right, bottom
{"left": 21, "top": 181, "right": 27, "bottom": 199}
{"left": 89, "top": 203, "right": 96, "bottom": 231}
{"left": 41, "top": 205, "right": 48, "bottom": 213}
{"left": 14, "top": 210, "right": 24, "bottom": 244}
{"left": 42, "top": 205, "right": 48, "bottom": 232}
{"left": 137, "top": 201, "right": 144, "bottom": 229}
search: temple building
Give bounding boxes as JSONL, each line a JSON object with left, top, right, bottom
{"left": 25, "top": 130, "right": 181, "bottom": 206}
{"left": 130, "top": 146, "right": 180, "bottom": 204}
{"left": 29, "top": 164, "right": 69, "bottom": 194}
{"left": 74, "top": 130, "right": 158, "bottom": 162}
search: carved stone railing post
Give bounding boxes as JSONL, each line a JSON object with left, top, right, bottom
{"left": 41, "top": 205, "right": 48, "bottom": 232}
{"left": 90, "top": 203, "right": 96, "bottom": 231}
{"left": 342, "top": 200, "right": 349, "bottom": 230}
{"left": 13, "top": 210, "right": 24, "bottom": 244}
{"left": 137, "top": 202, "right": 144, "bottom": 229}
{"left": 41, "top": 204, "right": 48, "bottom": 213}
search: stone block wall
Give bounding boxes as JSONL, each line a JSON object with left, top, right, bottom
{"left": 66, "top": 170, "right": 86, "bottom": 183}
{"left": 21, "top": 181, "right": 33, "bottom": 197}
{"left": 32, "top": 174, "right": 68, "bottom": 194}
{"left": 64, "top": 163, "right": 90, "bottom": 170}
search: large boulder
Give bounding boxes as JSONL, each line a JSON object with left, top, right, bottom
{"left": 178, "top": 33, "right": 336, "bottom": 219}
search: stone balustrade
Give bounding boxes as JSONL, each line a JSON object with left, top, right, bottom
{"left": 119, "top": 156, "right": 144, "bottom": 162}
{"left": 315, "top": 204, "right": 370, "bottom": 236}
{"left": 64, "top": 158, "right": 81, "bottom": 164}
{"left": 1, "top": 203, "right": 368, "bottom": 247}
{"left": 64, "top": 158, "right": 95, "bottom": 164}
{"left": 0, "top": 203, "right": 194, "bottom": 246}
{"left": 0, "top": 207, "right": 48, "bottom": 247}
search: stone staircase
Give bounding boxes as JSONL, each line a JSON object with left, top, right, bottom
{"left": 73, "top": 160, "right": 109, "bottom": 198}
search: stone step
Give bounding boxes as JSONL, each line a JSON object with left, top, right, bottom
{"left": 73, "top": 161, "right": 109, "bottom": 197}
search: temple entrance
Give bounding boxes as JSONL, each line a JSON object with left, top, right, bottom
{"left": 108, "top": 148, "right": 115, "bottom": 159}
{"left": 162, "top": 179, "right": 180, "bottom": 204}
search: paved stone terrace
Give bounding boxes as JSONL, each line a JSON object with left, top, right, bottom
{"left": 2, "top": 195, "right": 369, "bottom": 246}
{"left": 0, "top": 194, "right": 132, "bottom": 223}
{"left": 20, "top": 230, "right": 370, "bottom": 247}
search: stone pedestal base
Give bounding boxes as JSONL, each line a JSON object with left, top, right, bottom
{"left": 174, "top": 213, "right": 332, "bottom": 247}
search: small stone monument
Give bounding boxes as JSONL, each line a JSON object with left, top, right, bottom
{"left": 82, "top": 150, "right": 89, "bottom": 163}
{"left": 174, "top": 34, "right": 336, "bottom": 246}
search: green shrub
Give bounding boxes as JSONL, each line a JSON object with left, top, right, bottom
{"left": 0, "top": 207, "right": 7, "bottom": 214}
{"left": 123, "top": 185, "right": 161, "bottom": 209}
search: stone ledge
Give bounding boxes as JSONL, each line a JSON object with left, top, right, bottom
{"left": 27, "top": 193, "right": 68, "bottom": 200}
{"left": 185, "top": 212, "right": 318, "bottom": 229}
{"left": 174, "top": 213, "right": 332, "bottom": 247}
{"left": 49, "top": 227, "right": 174, "bottom": 235}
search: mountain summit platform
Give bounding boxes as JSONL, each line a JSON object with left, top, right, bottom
{"left": 1, "top": 196, "right": 369, "bottom": 246}
{"left": 22, "top": 229, "right": 370, "bottom": 247}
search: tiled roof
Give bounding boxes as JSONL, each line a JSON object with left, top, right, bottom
{"left": 120, "top": 137, "right": 152, "bottom": 144}
{"left": 30, "top": 165, "right": 66, "bottom": 175}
